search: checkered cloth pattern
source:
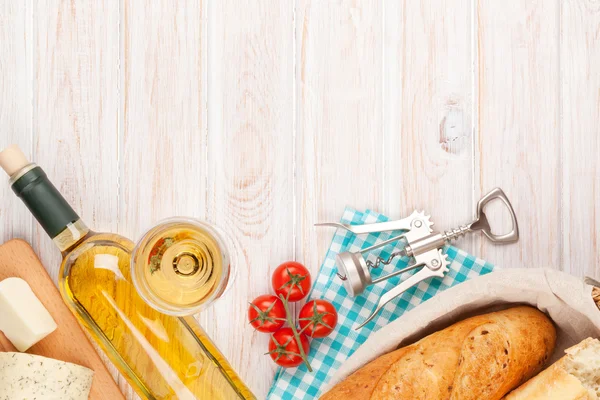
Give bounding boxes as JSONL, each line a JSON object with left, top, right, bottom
{"left": 267, "top": 207, "right": 495, "bottom": 400}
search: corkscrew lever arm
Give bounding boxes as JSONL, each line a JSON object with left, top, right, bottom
{"left": 354, "top": 267, "right": 434, "bottom": 330}
{"left": 315, "top": 214, "right": 415, "bottom": 235}
{"left": 354, "top": 248, "right": 448, "bottom": 330}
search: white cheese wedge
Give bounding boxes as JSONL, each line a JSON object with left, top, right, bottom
{"left": 0, "top": 277, "right": 57, "bottom": 352}
{"left": 0, "top": 352, "right": 93, "bottom": 400}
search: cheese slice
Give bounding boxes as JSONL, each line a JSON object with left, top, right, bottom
{"left": 0, "top": 277, "right": 57, "bottom": 351}
{"left": 0, "top": 352, "right": 94, "bottom": 399}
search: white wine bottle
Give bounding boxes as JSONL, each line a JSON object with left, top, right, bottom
{"left": 0, "top": 145, "right": 255, "bottom": 400}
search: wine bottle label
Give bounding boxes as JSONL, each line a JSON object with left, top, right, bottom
{"left": 11, "top": 167, "right": 80, "bottom": 239}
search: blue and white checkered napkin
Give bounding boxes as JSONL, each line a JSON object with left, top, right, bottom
{"left": 267, "top": 207, "right": 495, "bottom": 400}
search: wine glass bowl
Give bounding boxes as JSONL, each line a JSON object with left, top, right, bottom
{"left": 131, "top": 217, "right": 232, "bottom": 316}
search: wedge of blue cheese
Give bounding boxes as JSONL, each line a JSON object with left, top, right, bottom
{"left": 0, "top": 352, "right": 93, "bottom": 399}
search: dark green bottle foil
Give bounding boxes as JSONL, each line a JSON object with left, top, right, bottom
{"left": 11, "top": 166, "right": 80, "bottom": 239}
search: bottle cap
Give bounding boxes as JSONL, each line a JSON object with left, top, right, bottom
{"left": 0, "top": 145, "right": 30, "bottom": 177}
{"left": 0, "top": 146, "right": 80, "bottom": 239}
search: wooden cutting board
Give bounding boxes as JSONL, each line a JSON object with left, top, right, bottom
{"left": 0, "top": 239, "right": 124, "bottom": 400}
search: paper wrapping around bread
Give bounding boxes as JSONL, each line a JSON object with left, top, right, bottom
{"left": 321, "top": 307, "right": 556, "bottom": 400}
{"left": 323, "top": 268, "right": 600, "bottom": 396}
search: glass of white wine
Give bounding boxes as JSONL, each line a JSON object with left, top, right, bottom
{"left": 131, "top": 217, "right": 232, "bottom": 316}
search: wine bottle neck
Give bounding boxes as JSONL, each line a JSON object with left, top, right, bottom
{"left": 52, "top": 219, "right": 90, "bottom": 252}
{"left": 10, "top": 165, "right": 89, "bottom": 251}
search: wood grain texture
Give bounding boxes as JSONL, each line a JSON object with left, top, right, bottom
{"left": 561, "top": 0, "right": 600, "bottom": 278}
{"left": 122, "top": 0, "right": 206, "bottom": 235}
{"left": 0, "top": 0, "right": 33, "bottom": 244}
{"left": 476, "top": 0, "right": 561, "bottom": 269}
{"left": 384, "top": 0, "right": 475, "bottom": 245}
{"left": 33, "top": 0, "right": 121, "bottom": 281}
{"left": 296, "top": 0, "right": 383, "bottom": 277}
{"left": 0, "top": 1, "right": 600, "bottom": 398}
{"left": 206, "top": 1, "right": 294, "bottom": 397}
{"left": 0, "top": 239, "right": 124, "bottom": 400}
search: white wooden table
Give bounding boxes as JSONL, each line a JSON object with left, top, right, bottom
{"left": 1, "top": 1, "right": 599, "bottom": 398}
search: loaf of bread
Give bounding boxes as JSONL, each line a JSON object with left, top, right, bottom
{"left": 320, "top": 306, "right": 556, "bottom": 400}
{"left": 504, "top": 337, "right": 600, "bottom": 400}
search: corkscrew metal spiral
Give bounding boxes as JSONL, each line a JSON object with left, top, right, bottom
{"left": 365, "top": 250, "right": 405, "bottom": 269}
{"left": 442, "top": 225, "right": 471, "bottom": 242}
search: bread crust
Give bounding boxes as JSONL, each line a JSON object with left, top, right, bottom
{"left": 503, "top": 362, "right": 590, "bottom": 400}
{"left": 504, "top": 338, "right": 599, "bottom": 400}
{"left": 319, "top": 347, "right": 410, "bottom": 400}
{"left": 321, "top": 306, "right": 556, "bottom": 400}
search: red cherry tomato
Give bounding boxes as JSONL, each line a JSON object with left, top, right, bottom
{"left": 248, "top": 295, "right": 286, "bottom": 333}
{"left": 271, "top": 261, "right": 311, "bottom": 302}
{"left": 268, "top": 327, "right": 310, "bottom": 368}
{"left": 298, "top": 299, "right": 338, "bottom": 338}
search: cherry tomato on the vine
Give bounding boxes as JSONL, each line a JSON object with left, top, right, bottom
{"left": 267, "top": 327, "right": 310, "bottom": 368}
{"left": 298, "top": 299, "right": 338, "bottom": 338}
{"left": 248, "top": 294, "right": 286, "bottom": 333}
{"left": 272, "top": 261, "right": 311, "bottom": 302}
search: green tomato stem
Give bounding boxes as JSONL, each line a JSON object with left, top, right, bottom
{"left": 279, "top": 294, "right": 313, "bottom": 372}
{"left": 298, "top": 324, "right": 311, "bottom": 336}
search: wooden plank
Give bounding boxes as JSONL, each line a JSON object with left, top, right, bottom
{"left": 122, "top": 0, "right": 206, "bottom": 234}
{"left": 31, "top": 0, "right": 124, "bottom": 395}
{"left": 0, "top": 239, "right": 124, "bottom": 400}
{"left": 384, "top": 0, "right": 475, "bottom": 247}
{"left": 0, "top": 1, "right": 33, "bottom": 243}
{"left": 32, "top": 0, "right": 121, "bottom": 280}
{"left": 296, "top": 0, "right": 384, "bottom": 278}
{"left": 476, "top": 0, "right": 560, "bottom": 268}
{"left": 206, "top": 1, "right": 294, "bottom": 397}
{"left": 561, "top": 0, "right": 600, "bottom": 278}
{"left": 123, "top": 1, "right": 206, "bottom": 398}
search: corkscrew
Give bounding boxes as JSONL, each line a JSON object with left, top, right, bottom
{"left": 317, "top": 188, "right": 519, "bottom": 329}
